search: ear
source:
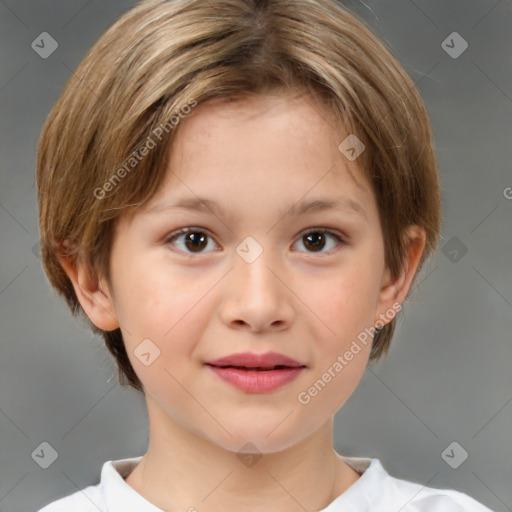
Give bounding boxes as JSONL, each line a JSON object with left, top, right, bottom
{"left": 59, "top": 255, "right": 120, "bottom": 331}
{"left": 374, "top": 225, "right": 426, "bottom": 325}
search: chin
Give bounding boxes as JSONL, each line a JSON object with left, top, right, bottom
{"left": 204, "top": 420, "right": 312, "bottom": 456}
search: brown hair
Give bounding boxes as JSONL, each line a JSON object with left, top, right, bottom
{"left": 37, "top": 0, "right": 441, "bottom": 392}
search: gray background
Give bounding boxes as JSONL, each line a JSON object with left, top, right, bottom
{"left": 0, "top": 0, "right": 511, "bottom": 511}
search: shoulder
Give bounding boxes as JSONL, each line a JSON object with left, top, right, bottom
{"left": 36, "top": 456, "right": 144, "bottom": 512}
{"left": 391, "top": 476, "right": 495, "bottom": 511}
{"left": 340, "top": 456, "right": 495, "bottom": 511}
{"left": 36, "top": 483, "right": 104, "bottom": 512}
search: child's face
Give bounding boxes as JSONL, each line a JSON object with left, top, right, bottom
{"left": 104, "top": 92, "right": 399, "bottom": 452}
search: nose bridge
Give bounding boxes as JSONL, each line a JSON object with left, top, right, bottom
{"left": 233, "top": 236, "right": 282, "bottom": 300}
{"left": 219, "top": 235, "right": 294, "bottom": 331}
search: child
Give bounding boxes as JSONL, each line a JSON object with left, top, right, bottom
{"left": 36, "top": 0, "right": 494, "bottom": 510}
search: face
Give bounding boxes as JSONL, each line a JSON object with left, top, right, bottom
{"left": 96, "top": 92, "right": 403, "bottom": 453}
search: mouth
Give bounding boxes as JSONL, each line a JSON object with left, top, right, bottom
{"left": 204, "top": 352, "right": 306, "bottom": 393}
{"left": 205, "top": 351, "right": 306, "bottom": 370}
{"left": 205, "top": 364, "right": 303, "bottom": 371}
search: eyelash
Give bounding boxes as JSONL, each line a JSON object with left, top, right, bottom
{"left": 164, "top": 227, "right": 347, "bottom": 256}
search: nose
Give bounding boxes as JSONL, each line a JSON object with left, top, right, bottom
{"left": 219, "top": 248, "right": 295, "bottom": 333}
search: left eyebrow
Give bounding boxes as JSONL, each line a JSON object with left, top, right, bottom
{"left": 145, "top": 195, "right": 367, "bottom": 222}
{"left": 285, "top": 197, "right": 367, "bottom": 221}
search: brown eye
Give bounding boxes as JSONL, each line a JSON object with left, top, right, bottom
{"left": 303, "top": 232, "right": 327, "bottom": 252}
{"left": 183, "top": 232, "right": 208, "bottom": 252}
{"left": 293, "top": 229, "right": 344, "bottom": 254}
{"left": 167, "top": 228, "right": 218, "bottom": 254}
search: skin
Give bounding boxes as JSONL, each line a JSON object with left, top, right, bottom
{"left": 62, "top": 91, "right": 425, "bottom": 512}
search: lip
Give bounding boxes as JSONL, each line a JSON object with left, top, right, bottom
{"left": 205, "top": 351, "right": 306, "bottom": 393}
{"left": 206, "top": 351, "right": 304, "bottom": 369}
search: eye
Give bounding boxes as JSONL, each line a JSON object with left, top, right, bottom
{"left": 292, "top": 229, "right": 345, "bottom": 254}
{"left": 166, "top": 228, "right": 219, "bottom": 254}
{"left": 165, "top": 227, "right": 345, "bottom": 255}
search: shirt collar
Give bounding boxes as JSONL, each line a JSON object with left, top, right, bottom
{"left": 320, "top": 456, "right": 393, "bottom": 511}
{"left": 102, "top": 456, "right": 162, "bottom": 512}
{"left": 101, "top": 455, "right": 390, "bottom": 512}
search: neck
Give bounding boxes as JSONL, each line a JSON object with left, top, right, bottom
{"left": 125, "top": 397, "right": 360, "bottom": 512}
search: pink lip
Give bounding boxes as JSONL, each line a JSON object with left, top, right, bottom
{"left": 207, "top": 366, "right": 305, "bottom": 393}
{"left": 206, "top": 351, "right": 304, "bottom": 368}
{"left": 205, "top": 351, "right": 306, "bottom": 393}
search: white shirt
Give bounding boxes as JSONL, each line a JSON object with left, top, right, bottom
{"left": 37, "top": 455, "right": 494, "bottom": 511}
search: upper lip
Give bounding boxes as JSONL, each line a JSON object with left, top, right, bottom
{"left": 205, "top": 351, "right": 306, "bottom": 369}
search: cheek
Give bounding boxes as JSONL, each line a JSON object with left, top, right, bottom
{"left": 302, "top": 258, "right": 382, "bottom": 340}
{"left": 113, "top": 266, "right": 222, "bottom": 401}
{"left": 296, "top": 273, "right": 374, "bottom": 415}
{"left": 295, "top": 255, "right": 379, "bottom": 406}
{"left": 112, "top": 253, "right": 216, "bottom": 339}
{"left": 297, "top": 352, "right": 368, "bottom": 422}
{"left": 116, "top": 268, "right": 213, "bottom": 395}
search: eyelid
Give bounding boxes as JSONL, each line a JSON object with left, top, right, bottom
{"left": 165, "top": 226, "right": 215, "bottom": 240}
{"left": 298, "top": 227, "right": 348, "bottom": 243}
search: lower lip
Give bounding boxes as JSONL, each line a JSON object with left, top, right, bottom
{"left": 206, "top": 365, "right": 304, "bottom": 393}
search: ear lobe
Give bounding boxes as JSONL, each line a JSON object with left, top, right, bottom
{"left": 375, "top": 226, "right": 426, "bottom": 325}
{"left": 59, "top": 255, "right": 120, "bottom": 331}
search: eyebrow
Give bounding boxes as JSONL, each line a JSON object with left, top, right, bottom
{"left": 146, "top": 195, "right": 367, "bottom": 221}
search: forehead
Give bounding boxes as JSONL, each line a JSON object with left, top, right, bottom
{"left": 142, "top": 92, "right": 377, "bottom": 225}
{"left": 173, "top": 92, "right": 343, "bottom": 162}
